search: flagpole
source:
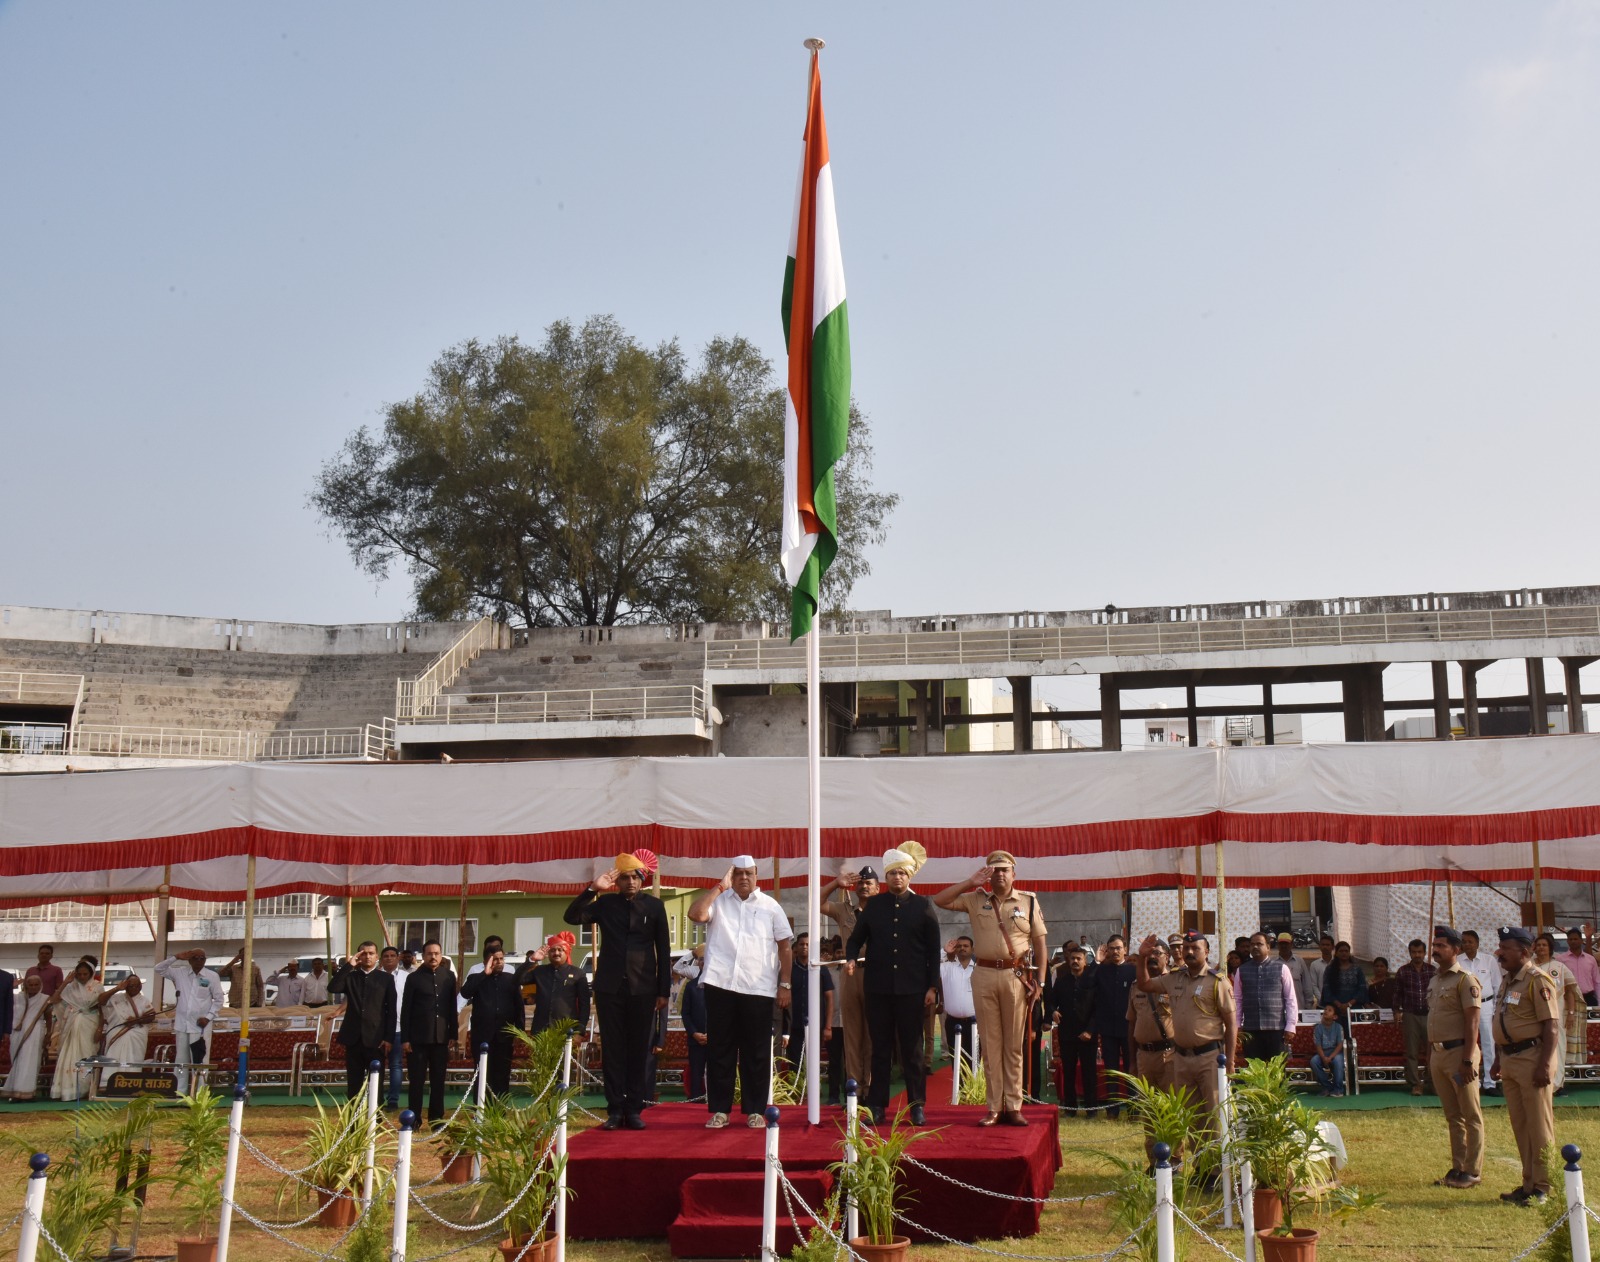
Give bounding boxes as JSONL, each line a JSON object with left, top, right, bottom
{"left": 805, "top": 621, "right": 823, "bottom": 1126}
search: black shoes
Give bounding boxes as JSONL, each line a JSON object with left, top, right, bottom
{"left": 624, "top": 1114, "right": 646, "bottom": 1130}
{"left": 909, "top": 1104, "right": 926, "bottom": 1125}
{"left": 600, "top": 1115, "right": 623, "bottom": 1131}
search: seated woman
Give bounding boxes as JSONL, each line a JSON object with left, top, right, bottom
{"left": 1309, "top": 1003, "right": 1346, "bottom": 1097}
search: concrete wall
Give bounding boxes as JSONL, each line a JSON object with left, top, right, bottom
{"left": 718, "top": 692, "right": 810, "bottom": 756}
{"left": 0, "top": 603, "right": 471, "bottom": 655}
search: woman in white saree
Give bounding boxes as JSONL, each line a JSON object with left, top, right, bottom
{"left": 49, "top": 957, "right": 107, "bottom": 1102}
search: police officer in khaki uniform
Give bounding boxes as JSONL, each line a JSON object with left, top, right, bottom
{"left": 1135, "top": 930, "right": 1238, "bottom": 1147}
{"left": 1127, "top": 939, "right": 1176, "bottom": 1162}
{"left": 821, "top": 863, "right": 878, "bottom": 1098}
{"left": 1427, "top": 924, "right": 1484, "bottom": 1189}
{"left": 934, "top": 849, "right": 1048, "bottom": 1127}
{"left": 1491, "top": 926, "right": 1559, "bottom": 1206}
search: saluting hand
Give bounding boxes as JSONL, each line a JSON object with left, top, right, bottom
{"left": 718, "top": 866, "right": 735, "bottom": 893}
{"left": 968, "top": 865, "right": 992, "bottom": 891}
{"left": 1138, "top": 934, "right": 1162, "bottom": 958}
{"left": 592, "top": 869, "right": 619, "bottom": 894}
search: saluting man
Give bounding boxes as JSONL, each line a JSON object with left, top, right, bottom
{"left": 1427, "top": 925, "right": 1484, "bottom": 1190}
{"left": 822, "top": 863, "right": 880, "bottom": 1099}
{"left": 934, "top": 849, "right": 1047, "bottom": 1128}
{"left": 1134, "top": 930, "right": 1237, "bottom": 1150}
{"left": 1491, "top": 926, "right": 1560, "bottom": 1206}
{"left": 846, "top": 843, "right": 940, "bottom": 1126}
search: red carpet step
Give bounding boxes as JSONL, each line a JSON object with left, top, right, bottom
{"left": 566, "top": 1103, "right": 1061, "bottom": 1245}
{"left": 668, "top": 1169, "right": 832, "bottom": 1259}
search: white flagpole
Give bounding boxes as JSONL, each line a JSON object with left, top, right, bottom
{"left": 806, "top": 624, "right": 823, "bottom": 1126}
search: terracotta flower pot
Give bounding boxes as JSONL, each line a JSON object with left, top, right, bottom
{"left": 498, "top": 1234, "right": 557, "bottom": 1262}
{"left": 318, "top": 1192, "right": 358, "bottom": 1229}
{"left": 1257, "top": 1226, "right": 1319, "bottom": 1262}
{"left": 175, "top": 1237, "right": 217, "bottom": 1262}
{"left": 848, "top": 1237, "right": 911, "bottom": 1262}
{"left": 1253, "top": 1187, "right": 1284, "bottom": 1232}
{"left": 440, "top": 1151, "right": 472, "bottom": 1184}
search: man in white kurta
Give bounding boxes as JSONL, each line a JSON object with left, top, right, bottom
{"left": 2, "top": 977, "right": 50, "bottom": 1100}
{"left": 100, "top": 976, "right": 155, "bottom": 1083}
{"left": 156, "top": 949, "right": 224, "bottom": 1092}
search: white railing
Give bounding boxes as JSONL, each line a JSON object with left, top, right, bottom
{"left": 0, "top": 670, "right": 85, "bottom": 709}
{"left": 0, "top": 894, "right": 316, "bottom": 921}
{"left": 395, "top": 616, "right": 498, "bottom": 720}
{"left": 704, "top": 604, "right": 1600, "bottom": 674}
{"left": 0, "top": 721, "right": 393, "bottom": 763}
{"left": 404, "top": 684, "right": 706, "bottom": 726}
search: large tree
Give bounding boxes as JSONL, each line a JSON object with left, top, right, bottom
{"left": 312, "top": 316, "right": 896, "bottom": 627}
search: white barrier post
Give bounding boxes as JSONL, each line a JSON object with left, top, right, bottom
{"left": 1217, "top": 1054, "right": 1234, "bottom": 1229}
{"left": 971, "top": 1021, "right": 980, "bottom": 1069}
{"left": 555, "top": 1038, "right": 572, "bottom": 1262}
{"left": 951, "top": 1031, "right": 962, "bottom": 1104}
{"left": 761, "top": 1106, "right": 780, "bottom": 1262}
{"left": 1153, "top": 1143, "right": 1176, "bottom": 1262}
{"left": 1239, "top": 1149, "right": 1257, "bottom": 1262}
{"left": 843, "top": 1079, "right": 860, "bottom": 1243}
{"left": 216, "top": 1087, "right": 247, "bottom": 1262}
{"left": 1564, "top": 1144, "right": 1590, "bottom": 1262}
{"left": 362, "top": 1060, "right": 382, "bottom": 1209}
{"left": 391, "top": 1111, "right": 416, "bottom": 1262}
{"left": 15, "top": 1154, "right": 48, "bottom": 1262}
{"left": 473, "top": 1042, "right": 489, "bottom": 1181}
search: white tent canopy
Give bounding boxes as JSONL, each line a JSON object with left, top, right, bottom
{"left": 3, "top": 737, "right": 1599, "bottom": 902}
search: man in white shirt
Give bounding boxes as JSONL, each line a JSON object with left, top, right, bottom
{"left": 1459, "top": 930, "right": 1503, "bottom": 1091}
{"left": 380, "top": 945, "right": 409, "bottom": 1109}
{"left": 300, "top": 958, "right": 330, "bottom": 1007}
{"left": 155, "top": 949, "right": 223, "bottom": 1092}
{"left": 939, "top": 935, "right": 977, "bottom": 1069}
{"left": 688, "top": 854, "right": 793, "bottom": 1130}
{"left": 1305, "top": 935, "right": 1335, "bottom": 1006}
{"left": 269, "top": 961, "right": 305, "bottom": 1008}
{"left": 1274, "top": 934, "right": 1312, "bottom": 1012}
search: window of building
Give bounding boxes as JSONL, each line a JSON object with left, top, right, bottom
{"left": 387, "top": 918, "right": 477, "bottom": 955}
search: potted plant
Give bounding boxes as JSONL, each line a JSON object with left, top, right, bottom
{"left": 467, "top": 1022, "right": 579, "bottom": 1262}
{"left": 169, "top": 1086, "right": 229, "bottom": 1262}
{"left": 276, "top": 1093, "right": 387, "bottom": 1229}
{"left": 1231, "top": 1055, "right": 1378, "bottom": 1261}
{"left": 828, "top": 1108, "right": 939, "bottom": 1262}
{"left": 1097, "top": 1072, "right": 1219, "bottom": 1262}
{"left": 1, "top": 1099, "right": 150, "bottom": 1262}
{"left": 430, "top": 1106, "right": 477, "bottom": 1184}
{"left": 786, "top": 1183, "right": 845, "bottom": 1262}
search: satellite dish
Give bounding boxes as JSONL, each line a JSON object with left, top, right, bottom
{"left": 709, "top": 706, "right": 724, "bottom": 726}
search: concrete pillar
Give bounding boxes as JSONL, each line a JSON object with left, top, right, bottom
{"left": 912, "top": 682, "right": 930, "bottom": 756}
{"left": 1262, "top": 682, "right": 1276, "bottom": 745}
{"left": 1343, "top": 665, "right": 1387, "bottom": 741}
{"left": 1186, "top": 684, "right": 1199, "bottom": 748}
{"left": 1460, "top": 661, "right": 1488, "bottom": 737}
{"left": 1527, "top": 658, "right": 1548, "bottom": 736}
{"left": 1342, "top": 670, "right": 1365, "bottom": 742}
{"left": 1562, "top": 658, "right": 1591, "bottom": 735}
{"left": 930, "top": 680, "right": 946, "bottom": 732}
{"left": 1009, "top": 676, "right": 1034, "bottom": 753}
{"left": 1362, "top": 664, "right": 1387, "bottom": 740}
{"left": 1099, "top": 674, "right": 1120, "bottom": 752}
{"left": 1431, "top": 661, "right": 1451, "bottom": 739}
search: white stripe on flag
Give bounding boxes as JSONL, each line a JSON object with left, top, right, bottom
{"left": 780, "top": 391, "right": 815, "bottom": 586}
{"left": 811, "top": 163, "right": 846, "bottom": 327}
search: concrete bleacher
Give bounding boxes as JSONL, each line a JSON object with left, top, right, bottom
{"left": 442, "top": 636, "right": 705, "bottom": 700}
{"left": 0, "top": 639, "right": 408, "bottom": 733}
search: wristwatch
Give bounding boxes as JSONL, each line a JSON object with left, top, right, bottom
{"left": 779, "top": 982, "right": 792, "bottom": 990}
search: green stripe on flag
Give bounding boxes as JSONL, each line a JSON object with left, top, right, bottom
{"left": 790, "top": 298, "right": 850, "bottom": 642}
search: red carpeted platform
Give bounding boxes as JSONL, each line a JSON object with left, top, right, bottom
{"left": 565, "top": 1102, "right": 1062, "bottom": 1248}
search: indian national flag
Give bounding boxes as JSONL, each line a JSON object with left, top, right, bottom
{"left": 781, "top": 46, "right": 850, "bottom": 643}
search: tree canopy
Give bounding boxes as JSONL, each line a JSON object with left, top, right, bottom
{"left": 312, "top": 316, "right": 896, "bottom": 628}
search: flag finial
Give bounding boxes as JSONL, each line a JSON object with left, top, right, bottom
{"left": 804, "top": 37, "right": 826, "bottom": 51}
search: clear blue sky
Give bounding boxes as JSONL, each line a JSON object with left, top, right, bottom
{"left": 3, "top": 2, "right": 1597, "bottom": 632}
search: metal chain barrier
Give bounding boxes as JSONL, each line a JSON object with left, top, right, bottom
{"left": 900, "top": 1153, "right": 1114, "bottom": 1205}
{"left": 1168, "top": 1205, "right": 1248, "bottom": 1262}
{"left": 890, "top": 1205, "right": 1149, "bottom": 1261}
{"left": 1503, "top": 1203, "right": 1577, "bottom": 1262}
{"left": 773, "top": 1164, "right": 867, "bottom": 1262}
{"left": 0, "top": 1209, "right": 23, "bottom": 1242}
{"left": 20, "top": 1208, "right": 82, "bottom": 1262}
{"left": 409, "top": 1178, "right": 559, "bottom": 1262}
{"left": 234, "top": 1095, "right": 370, "bottom": 1179}
{"left": 407, "top": 1134, "right": 558, "bottom": 1233}
{"left": 235, "top": 1133, "right": 363, "bottom": 1205}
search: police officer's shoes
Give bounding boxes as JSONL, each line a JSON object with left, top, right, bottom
{"left": 1446, "top": 1173, "right": 1481, "bottom": 1189}
{"left": 1501, "top": 1188, "right": 1546, "bottom": 1205}
{"left": 1434, "top": 1170, "right": 1461, "bottom": 1186}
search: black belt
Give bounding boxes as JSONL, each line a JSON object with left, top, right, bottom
{"left": 1500, "top": 1037, "right": 1540, "bottom": 1056}
{"left": 1139, "top": 1039, "right": 1174, "bottom": 1053}
{"left": 1430, "top": 1038, "right": 1464, "bottom": 1051}
{"left": 1176, "top": 1040, "right": 1221, "bottom": 1057}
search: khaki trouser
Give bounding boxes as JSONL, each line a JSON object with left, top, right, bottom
{"left": 1173, "top": 1045, "right": 1223, "bottom": 1149}
{"left": 1402, "top": 1012, "right": 1431, "bottom": 1091}
{"left": 1501, "top": 1046, "right": 1555, "bottom": 1194}
{"left": 1137, "top": 1045, "right": 1175, "bottom": 1163}
{"left": 1428, "top": 1044, "right": 1483, "bottom": 1179}
{"left": 838, "top": 966, "right": 871, "bottom": 1097}
{"left": 973, "top": 966, "right": 1028, "bottom": 1113}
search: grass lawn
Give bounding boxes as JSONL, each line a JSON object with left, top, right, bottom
{"left": 2, "top": 1099, "right": 1598, "bottom": 1261}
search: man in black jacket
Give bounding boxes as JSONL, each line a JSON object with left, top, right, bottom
{"left": 328, "top": 941, "right": 397, "bottom": 1101}
{"left": 523, "top": 932, "right": 591, "bottom": 1039}
{"left": 459, "top": 946, "right": 525, "bottom": 1097}
{"left": 1049, "top": 943, "right": 1098, "bottom": 1116}
{"left": 1091, "top": 935, "right": 1137, "bottom": 1118}
{"left": 400, "top": 940, "right": 457, "bottom": 1125}
{"left": 846, "top": 845, "right": 940, "bottom": 1126}
{"left": 564, "top": 852, "right": 672, "bottom": 1130}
